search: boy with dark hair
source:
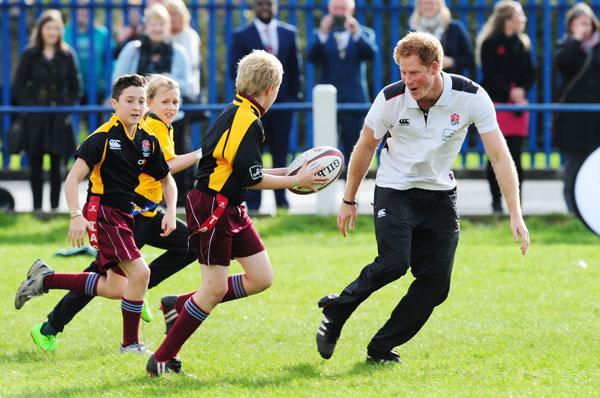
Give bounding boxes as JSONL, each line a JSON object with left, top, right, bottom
{"left": 15, "top": 74, "right": 177, "bottom": 354}
{"left": 29, "top": 74, "right": 203, "bottom": 353}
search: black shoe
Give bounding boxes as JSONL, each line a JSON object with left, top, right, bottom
{"left": 316, "top": 294, "right": 342, "bottom": 360}
{"left": 317, "top": 294, "right": 340, "bottom": 309}
{"left": 366, "top": 349, "right": 402, "bottom": 364}
{"left": 316, "top": 315, "right": 341, "bottom": 359}
{"left": 160, "top": 295, "right": 178, "bottom": 334}
{"left": 146, "top": 354, "right": 184, "bottom": 377}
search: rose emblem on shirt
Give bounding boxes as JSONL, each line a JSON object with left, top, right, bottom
{"left": 450, "top": 113, "right": 460, "bottom": 126}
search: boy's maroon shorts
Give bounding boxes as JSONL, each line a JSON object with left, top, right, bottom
{"left": 83, "top": 198, "right": 140, "bottom": 275}
{"left": 185, "top": 189, "right": 265, "bottom": 266}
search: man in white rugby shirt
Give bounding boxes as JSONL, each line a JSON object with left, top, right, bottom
{"left": 315, "top": 32, "right": 530, "bottom": 364}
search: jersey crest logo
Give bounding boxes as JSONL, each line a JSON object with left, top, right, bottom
{"left": 109, "top": 139, "right": 121, "bottom": 150}
{"left": 398, "top": 118, "right": 410, "bottom": 126}
{"left": 450, "top": 113, "right": 460, "bottom": 126}
{"left": 141, "top": 140, "right": 151, "bottom": 158}
{"left": 249, "top": 165, "right": 263, "bottom": 181}
{"left": 442, "top": 128, "right": 456, "bottom": 142}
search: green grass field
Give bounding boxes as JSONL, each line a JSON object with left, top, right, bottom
{"left": 1, "top": 214, "right": 598, "bottom": 397}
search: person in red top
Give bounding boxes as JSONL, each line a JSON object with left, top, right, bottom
{"left": 476, "top": 0, "right": 534, "bottom": 214}
{"left": 15, "top": 74, "right": 177, "bottom": 354}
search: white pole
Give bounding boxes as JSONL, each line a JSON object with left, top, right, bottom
{"left": 312, "top": 84, "right": 338, "bottom": 215}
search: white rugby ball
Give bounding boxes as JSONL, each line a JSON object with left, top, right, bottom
{"left": 286, "top": 146, "right": 344, "bottom": 195}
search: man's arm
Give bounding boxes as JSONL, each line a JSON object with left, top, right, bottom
{"left": 481, "top": 129, "right": 530, "bottom": 255}
{"left": 338, "top": 125, "right": 380, "bottom": 237}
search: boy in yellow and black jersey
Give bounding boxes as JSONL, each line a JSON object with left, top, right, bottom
{"left": 194, "top": 93, "right": 266, "bottom": 205}
{"left": 29, "top": 75, "right": 204, "bottom": 351}
{"left": 147, "top": 50, "right": 328, "bottom": 376}
{"left": 79, "top": 113, "right": 170, "bottom": 213}
{"left": 16, "top": 74, "right": 178, "bottom": 355}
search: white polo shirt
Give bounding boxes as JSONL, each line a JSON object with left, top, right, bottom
{"left": 365, "top": 72, "right": 498, "bottom": 191}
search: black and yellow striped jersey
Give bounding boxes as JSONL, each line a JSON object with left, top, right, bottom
{"left": 76, "top": 114, "right": 170, "bottom": 212}
{"left": 133, "top": 113, "right": 177, "bottom": 217}
{"left": 195, "top": 93, "right": 265, "bottom": 205}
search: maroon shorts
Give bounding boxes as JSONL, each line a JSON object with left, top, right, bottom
{"left": 83, "top": 200, "right": 141, "bottom": 274}
{"left": 185, "top": 189, "right": 265, "bottom": 266}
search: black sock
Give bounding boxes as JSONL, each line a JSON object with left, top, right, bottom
{"left": 41, "top": 321, "right": 58, "bottom": 337}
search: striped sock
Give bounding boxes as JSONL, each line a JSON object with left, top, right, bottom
{"left": 154, "top": 297, "right": 209, "bottom": 362}
{"left": 172, "top": 274, "right": 247, "bottom": 315}
{"left": 43, "top": 272, "right": 99, "bottom": 296}
{"left": 174, "top": 292, "right": 195, "bottom": 314}
{"left": 221, "top": 274, "right": 247, "bottom": 303}
{"left": 121, "top": 297, "right": 144, "bottom": 347}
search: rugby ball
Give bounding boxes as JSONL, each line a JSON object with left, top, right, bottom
{"left": 286, "top": 146, "right": 344, "bottom": 195}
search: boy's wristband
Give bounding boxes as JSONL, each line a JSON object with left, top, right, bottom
{"left": 70, "top": 210, "right": 83, "bottom": 218}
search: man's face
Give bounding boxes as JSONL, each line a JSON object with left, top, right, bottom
{"left": 255, "top": 0, "right": 277, "bottom": 24}
{"left": 399, "top": 54, "right": 438, "bottom": 102}
{"left": 328, "top": 0, "right": 353, "bottom": 17}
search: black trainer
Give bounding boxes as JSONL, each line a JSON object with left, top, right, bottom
{"left": 366, "top": 349, "right": 402, "bottom": 364}
{"left": 146, "top": 354, "right": 184, "bottom": 377}
{"left": 316, "top": 294, "right": 342, "bottom": 360}
{"left": 160, "top": 295, "right": 178, "bottom": 334}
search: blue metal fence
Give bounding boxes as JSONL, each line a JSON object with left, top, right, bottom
{"left": 2, "top": 0, "right": 600, "bottom": 170}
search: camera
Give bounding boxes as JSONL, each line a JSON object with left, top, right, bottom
{"left": 332, "top": 15, "right": 346, "bottom": 31}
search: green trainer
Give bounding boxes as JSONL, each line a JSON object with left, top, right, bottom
{"left": 31, "top": 323, "right": 57, "bottom": 352}
{"left": 141, "top": 295, "right": 153, "bottom": 323}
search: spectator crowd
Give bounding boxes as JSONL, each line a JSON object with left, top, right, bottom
{"left": 2, "top": 0, "right": 600, "bottom": 214}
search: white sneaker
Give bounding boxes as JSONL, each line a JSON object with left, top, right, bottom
{"left": 15, "top": 259, "right": 54, "bottom": 310}
{"left": 120, "top": 342, "right": 152, "bottom": 355}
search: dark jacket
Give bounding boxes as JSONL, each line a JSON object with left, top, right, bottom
{"left": 440, "top": 20, "right": 475, "bottom": 76}
{"left": 480, "top": 33, "right": 535, "bottom": 103}
{"left": 229, "top": 20, "right": 303, "bottom": 102}
{"left": 11, "top": 46, "right": 81, "bottom": 156}
{"left": 553, "top": 37, "right": 600, "bottom": 152}
{"left": 306, "top": 26, "right": 377, "bottom": 103}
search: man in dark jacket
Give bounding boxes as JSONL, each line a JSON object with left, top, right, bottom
{"left": 306, "top": 0, "right": 378, "bottom": 168}
{"left": 229, "top": 0, "right": 303, "bottom": 211}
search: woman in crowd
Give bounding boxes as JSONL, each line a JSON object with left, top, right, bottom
{"left": 165, "top": 0, "right": 201, "bottom": 102}
{"left": 409, "top": 0, "right": 474, "bottom": 75}
{"left": 476, "top": 0, "right": 534, "bottom": 214}
{"left": 113, "top": 2, "right": 193, "bottom": 204}
{"left": 553, "top": 3, "right": 600, "bottom": 215}
{"left": 164, "top": 0, "right": 203, "bottom": 203}
{"left": 11, "top": 9, "right": 81, "bottom": 212}
{"left": 112, "top": 3, "right": 192, "bottom": 98}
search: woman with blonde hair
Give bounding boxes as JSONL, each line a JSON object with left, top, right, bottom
{"left": 164, "top": 0, "right": 201, "bottom": 100}
{"left": 553, "top": 2, "right": 600, "bottom": 214}
{"left": 112, "top": 3, "right": 192, "bottom": 99}
{"left": 409, "top": 0, "right": 474, "bottom": 74}
{"left": 113, "top": 2, "right": 194, "bottom": 204}
{"left": 476, "top": 0, "right": 534, "bottom": 214}
{"left": 11, "top": 9, "right": 81, "bottom": 212}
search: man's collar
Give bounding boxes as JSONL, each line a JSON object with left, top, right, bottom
{"left": 254, "top": 18, "right": 277, "bottom": 30}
